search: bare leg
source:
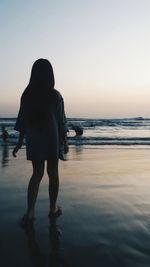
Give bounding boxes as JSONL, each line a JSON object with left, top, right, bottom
{"left": 47, "top": 159, "right": 59, "bottom": 213}
{"left": 26, "top": 160, "right": 45, "bottom": 219}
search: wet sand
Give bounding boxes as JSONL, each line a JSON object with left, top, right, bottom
{"left": 1, "top": 145, "right": 150, "bottom": 266}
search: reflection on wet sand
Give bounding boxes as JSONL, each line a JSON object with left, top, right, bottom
{"left": 23, "top": 224, "right": 45, "bottom": 267}
{"left": 22, "top": 219, "right": 70, "bottom": 267}
{"left": 1, "top": 144, "right": 9, "bottom": 167}
{"left": 49, "top": 219, "right": 63, "bottom": 267}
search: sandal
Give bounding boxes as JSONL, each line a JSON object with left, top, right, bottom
{"left": 48, "top": 206, "right": 62, "bottom": 219}
{"left": 20, "top": 214, "right": 35, "bottom": 227}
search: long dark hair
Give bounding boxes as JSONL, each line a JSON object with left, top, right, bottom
{"left": 22, "top": 58, "right": 57, "bottom": 128}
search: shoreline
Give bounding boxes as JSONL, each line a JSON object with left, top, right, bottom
{"left": 1, "top": 146, "right": 150, "bottom": 266}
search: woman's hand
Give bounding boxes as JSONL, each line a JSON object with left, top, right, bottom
{"left": 12, "top": 142, "right": 22, "bottom": 157}
{"left": 13, "top": 131, "right": 25, "bottom": 157}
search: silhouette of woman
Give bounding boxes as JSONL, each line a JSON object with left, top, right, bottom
{"left": 13, "top": 58, "right": 68, "bottom": 226}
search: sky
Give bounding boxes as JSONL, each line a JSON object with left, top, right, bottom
{"left": 1, "top": 0, "right": 150, "bottom": 118}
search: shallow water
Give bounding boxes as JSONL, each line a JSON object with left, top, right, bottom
{"left": 2, "top": 117, "right": 150, "bottom": 146}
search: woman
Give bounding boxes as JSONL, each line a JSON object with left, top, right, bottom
{"left": 13, "top": 58, "right": 68, "bottom": 225}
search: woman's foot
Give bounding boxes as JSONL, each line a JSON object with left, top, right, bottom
{"left": 48, "top": 206, "right": 62, "bottom": 219}
{"left": 20, "top": 214, "right": 35, "bottom": 227}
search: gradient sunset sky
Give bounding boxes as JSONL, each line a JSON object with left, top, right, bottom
{"left": 1, "top": 0, "right": 150, "bottom": 118}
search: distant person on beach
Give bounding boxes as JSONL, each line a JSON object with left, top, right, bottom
{"left": 13, "top": 58, "right": 68, "bottom": 226}
{"left": 1, "top": 126, "right": 9, "bottom": 142}
{"left": 71, "top": 125, "right": 83, "bottom": 136}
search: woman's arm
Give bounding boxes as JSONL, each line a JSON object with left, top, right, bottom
{"left": 58, "top": 98, "right": 69, "bottom": 154}
{"left": 13, "top": 97, "right": 26, "bottom": 157}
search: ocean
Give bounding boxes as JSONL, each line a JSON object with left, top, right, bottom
{"left": 1, "top": 117, "right": 150, "bottom": 147}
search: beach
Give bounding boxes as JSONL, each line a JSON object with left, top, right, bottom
{"left": 1, "top": 145, "right": 150, "bottom": 266}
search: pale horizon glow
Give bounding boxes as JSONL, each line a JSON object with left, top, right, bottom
{"left": 1, "top": 0, "right": 150, "bottom": 118}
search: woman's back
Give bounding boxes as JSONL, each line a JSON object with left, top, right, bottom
{"left": 15, "top": 88, "right": 67, "bottom": 160}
